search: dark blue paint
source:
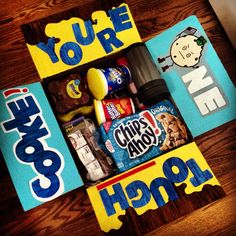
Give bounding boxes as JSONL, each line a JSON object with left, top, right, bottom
{"left": 126, "top": 180, "right": 151, "bottom": 208}
{"left": 109, "top": 5, "right": 132, "bottom": 32}
{"left": 31, "top": 173, "right": 60, "bottom": 198}
{"left": 163, "top": 157, "right": 189, "bottom": 183}
{"left": 3, "top": 96, "right": 40, "bottom": 131}
{"left": 72, "top": 21, "right": 95, "bottom": 45}
{"left": 60, "top": 42, "right": 83, "bottom": 65}
{"left": 37, "top": 37, "right": 59, "bottom": 63}
{"left": 97, "top": 28, "right": 124, "bottom": 53}
{"left": 2, "top": 95, "right": 62, "bottom": 199}
{"left": 150, "top": 177, "right": 179, "bottom": 207}
{"left": 186, "top": 158, "right": 213, "bottom": 186}
{"left": 99, "top": 183, "right": 129, "bottom": 216}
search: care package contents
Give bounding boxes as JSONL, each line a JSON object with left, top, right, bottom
{"left": 87, "top": 65, "right": 131, "bottom": 100}
{"left": 100, "top": 100, "right": 189, "bottom": 173}
{"left": 94, "top": 97, "right": 135, "bottom": 125}
{"left": 47, "top": 73, "right": 93, "bottom": 122}
{"left": 15, "top": 6, "right": 228, "bottom": 228}
{"left": 63, "top": 118, "right": 114, "bottom": 183}
{"left": 47, "top": 44, "right": 190, "bottom": 181}
{"left": 126, "top": 43, "right": 170, "bottom": 106}
{"left": 44, "top": 55, "right": 136, "bottom": 183}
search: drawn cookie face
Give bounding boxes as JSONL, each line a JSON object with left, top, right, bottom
{"left": 170, "top": 35, "right": 203, "bottom": 67}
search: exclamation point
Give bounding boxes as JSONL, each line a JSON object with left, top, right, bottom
{"left": 140, "top": 111, "right": 159, "bottom": 135}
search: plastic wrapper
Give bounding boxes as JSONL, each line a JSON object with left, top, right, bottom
{"left": 99, "top": 100, "right": 189, "bottom": 173}
{"left": 64, "top": 118, "right": 114, "bottom": 182}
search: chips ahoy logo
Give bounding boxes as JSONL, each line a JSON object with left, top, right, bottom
{"left": 113, "top": 111, "right": 161, "bottom": 158}
{"left": 1, "top": 91, "right": 64, "bottom": 202}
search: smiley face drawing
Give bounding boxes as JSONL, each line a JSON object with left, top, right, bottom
{"left": 157, "top": 27, "right": 207, "bottom": 72}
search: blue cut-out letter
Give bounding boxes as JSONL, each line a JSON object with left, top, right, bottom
{"left": 150, "top": 177, "right": 179, "bottom": 207}
{"left": 72, "top": 21, "right": 95, "bottom": 45}
{"left": 36, "top": 37, "right": 59, "bottom": 63}
{"left": 163, "top": 157, "right": 189, "bottom": 183}
{"left": 126, "top": 180, "right": 151, "bottom": 208}
{"left": 60, "top": 42, "right": 83, "bottom": 66}
{"left": 97, "top": 28, "right": 124, "bottom": 54}
{"left": 99, "top": 183, "right": 129, "bottom": 216}
{"left": 109, "top": 5, "right": 132, "bottom": 32}
{"left": 186, "top": 158, "right": 213, "bottom": 187}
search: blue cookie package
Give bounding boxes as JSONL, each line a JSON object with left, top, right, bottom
{"left": 99, "top": 100, "right": 189, "bottom": 173}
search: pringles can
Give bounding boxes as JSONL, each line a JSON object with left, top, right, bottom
{"left": 125, "top": 43, "right": 169, "bottom": 105}
{"left": 87, "top": 66, "right": 132, "bottom": 100}
{"left": 94, "top": 98, "right": 135, "bottom": 125}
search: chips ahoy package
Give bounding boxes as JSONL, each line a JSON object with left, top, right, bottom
{"left": 100, "top": 100, "right": 189, "bottom": 172}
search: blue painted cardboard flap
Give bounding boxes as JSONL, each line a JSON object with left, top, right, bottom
{"left": 146, "top": 15, "right": 236, "bottom": 137}
{"left": 0, "top": 82, "right": 83, "bottom": 211}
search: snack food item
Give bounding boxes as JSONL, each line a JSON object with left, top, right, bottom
{"left": 57, "top": 105, "right": 94, "bottom": 123}
{"left": 156, "top": 112, "right": 187, "bottom": 150}
{"left": 87, "top": 66, "right": 131, "bottom": 100}
{"left": 64, "top": 118, "right": 114, "bottom": 182}
{"left": 94, "top": 98, "right": 135, "bottom": 126}
{"left": 126, "top": 43, "right": 169, "bottom": 105}
{"left": 47, "top": 73, "right": 92, "bottom": 114}
{"left": 99, "top": 100, "right": 188, "bottom": 173}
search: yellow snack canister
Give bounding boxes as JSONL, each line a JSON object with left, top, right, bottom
{"left": 87, "top": 66, "right": 132, "bottom": 100}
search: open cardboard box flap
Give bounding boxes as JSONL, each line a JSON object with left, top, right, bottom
{"left": 1, "top": 2, "right": 235, "bottom": 234}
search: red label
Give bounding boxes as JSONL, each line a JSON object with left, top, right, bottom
{"left": 102, "top": 98, "right": 134, "bottom": 122}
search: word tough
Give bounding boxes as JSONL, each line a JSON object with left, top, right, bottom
{"left": 99, "top": 157, "right": 213, "bottom": 216}
{"left": 1, "top": 94, "right": 64, "bottom": 201}
{"left": 37, "top": 5, "right": 133, "bottom": 66}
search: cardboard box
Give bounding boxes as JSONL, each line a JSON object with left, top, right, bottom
{"left": 1, "top": 2, "right": 234, "bottom": 234}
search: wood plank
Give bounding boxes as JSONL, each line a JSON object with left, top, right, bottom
{"left": 147, "top": 192, "right": 236, "bottom": 236}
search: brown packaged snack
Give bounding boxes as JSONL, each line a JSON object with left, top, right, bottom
{"left": 64, "top": 118, "right": 114, "bottom": 182}
{"left": 47, "top": 74, "right": 92, "bottom": 114}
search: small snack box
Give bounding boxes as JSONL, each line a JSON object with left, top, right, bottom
{"left": 1, "top": 1, "right": 235, "bottom": 234}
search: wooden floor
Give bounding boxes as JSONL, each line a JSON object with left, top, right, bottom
{"left": 0, "top": 0, "right": 236, "bottom": 235}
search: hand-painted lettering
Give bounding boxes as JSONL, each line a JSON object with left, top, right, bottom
{"left": 163, "top": 157, "right": 188, "bottom": 183}
{"left": 97, "top": 28, "right": 124, "bottom": 53}
{"left": 36, "top": 5, "right": 132, "bottom": 66}
{"left": 126, "top": 180, "right": 151, "bottom": 208}
{"left": 72, "top": 20, "right": 95, "bottom": 45}
{"left": 186, "top": 159, "right": 213, "bottom": 186}
{"left": 36, "top": 37, "right": 59, "bottom": 63}
{"left": 150, "top": 177, "right": 179, "bottom": 207}
{"left": 99, "top": 156, "right": 213, "bottom": 216}
{"left": 193, "top": 87, "right": 227, "bottom": 115}
{"left": 60, "top": 42, "right": 83, "bottom": 65}
{"left": 1, "top": 94, "right": 64, "bottom": 201}
{"left": 99, "top": 183, "right": 129, "bottom": 216}
{"left": 181, "top": 65, "right": 227, "bottom": 115}
{"left": 109, "top": 5, "right": 132, "bottom": 32}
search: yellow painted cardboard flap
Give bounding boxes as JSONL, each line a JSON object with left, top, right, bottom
{"left": 87, "top": 142, "right": 221, "bottom": 232}
{"left": 27, "top": 4, "right": 141, "bottom": 79}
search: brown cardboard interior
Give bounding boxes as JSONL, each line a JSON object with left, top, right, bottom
{"left": 41, "top": 50, "right": 129, "bottom": 185}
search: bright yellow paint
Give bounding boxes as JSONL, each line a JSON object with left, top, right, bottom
{"left": 87, "top": 142, "right": 221, "bottom": 232}
{"left": 26, "top": 4, "right": 141, "bottom": 79}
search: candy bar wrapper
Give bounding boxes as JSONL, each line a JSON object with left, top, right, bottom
{"left": 100, "top": 100, "right": 189, "bottom": 173}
